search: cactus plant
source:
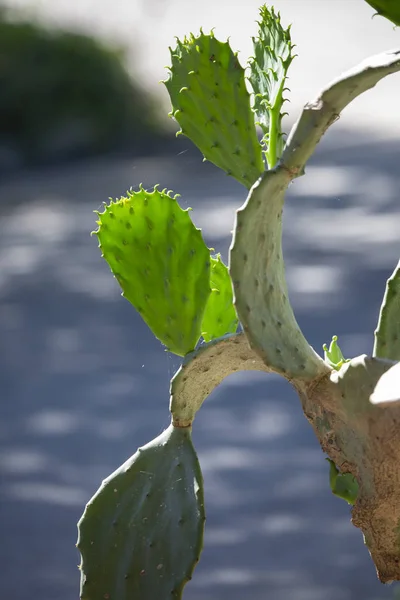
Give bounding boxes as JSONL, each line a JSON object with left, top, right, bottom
{"left": 77, "top": 4, "right": 400, "bottom": 598}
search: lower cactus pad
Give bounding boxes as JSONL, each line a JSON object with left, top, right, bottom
{"left": 77, "top": 424, "right": 205, "bottom": 600}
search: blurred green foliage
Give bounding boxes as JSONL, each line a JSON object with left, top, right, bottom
{"left": 0, "top": 7, "right": 161, "bottom": 166}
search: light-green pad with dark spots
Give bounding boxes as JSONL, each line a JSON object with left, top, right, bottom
{"left": 163, "top": 31, "right": 264, "bottom": 189}
{"left": 201, "top": 254, "right": 238, "bottom": 342}
{"left": 94, "top": 187, "right": 211, "bottom": 356}
{"left": 77, "top": 425, "right": 205, "bottom": 600}
{"left": 374, "top": 260, "right": 400, "bottom": 361}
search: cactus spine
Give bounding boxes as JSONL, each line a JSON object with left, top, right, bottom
{"left": 364, "top": 0, "right": 400, "bottom": 26}
{"left": 78, "top": 4, "right": 400, "bottom": 596}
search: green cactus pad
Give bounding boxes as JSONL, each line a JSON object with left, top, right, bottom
{"left": 248, "top": 5, "right": 295, "bottom": 168}
{"left": 163, "top": 31, "right": 264, "bottom": 188}
{"left": 201, "top": 254, "right": 238, "bottom": 343}
{"left": 374, "top": 260, "right": 400, "bottom": 361}
{"left": 326, "top": 458, "right": 359, "bottom": 505}
{"left": 77, "top": 424, "right": 205, "bottom": 600}
{"left": 230, "top": 170, "right": 328, "bottom": 380}
{"left": 94, "top": 187, "right": 211, "bottom": 356}
{"left": 364, "top": 0, "right": 400, "bottom": 26}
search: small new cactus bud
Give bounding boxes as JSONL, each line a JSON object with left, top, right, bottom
{"left": 323, "top": 335, "right": 349, "bottom": 370}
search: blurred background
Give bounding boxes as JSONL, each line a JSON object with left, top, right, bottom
{"left": 0, "top": 1, "right": 400, "bottom": 599}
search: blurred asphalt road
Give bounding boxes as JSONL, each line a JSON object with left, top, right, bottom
{"left": 1, "top": 125, "right": 400, "bottom": 600}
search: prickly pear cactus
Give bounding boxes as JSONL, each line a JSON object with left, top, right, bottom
{"left": 77, "top": 425, "right": 205, "bottom": 600}
{"left": 79, "top": 3, "right": 400, "bottom": 596}
{"left": 94, "top": 186, "right": 211, "bottom": 356}
{"left": 163, "top": 30, "right": 264, "bottom": 188}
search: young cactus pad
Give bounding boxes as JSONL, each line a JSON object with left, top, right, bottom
{"left": 326, "top": 458, "right": 359, "bottom": 505}
{"left": 77, "top": 425, "right": 205, "bottom": 600}
{"left": 374, "top": 260, "right": 400, "bottom": 361}
{"left": 323, "top": 335, "right": 349, "bottom": 371}
{"left": 94, "top": 187, "right": 211, "bottom": 356}
{"left": 163, "top": 31, "right": 264, "bottom": 188}
{"left": 248, "top": 5, "right": 295, "bottom": 168}
{"left": 201, "top": 254, "right": 238, "bottom": 342}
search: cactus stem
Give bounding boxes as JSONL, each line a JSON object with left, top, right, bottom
{"left": 266, "top": 105, "right": 279, "bottom": 168}
{"left": 170, "top": 332, "right": 270, "bottom": 426}
{"left": 231, "top": 49, "right": 400, "bottom": 381}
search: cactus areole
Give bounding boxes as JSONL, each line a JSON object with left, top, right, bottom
{"left": 77, "top": 4, "right": 400, "bottom": 598}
